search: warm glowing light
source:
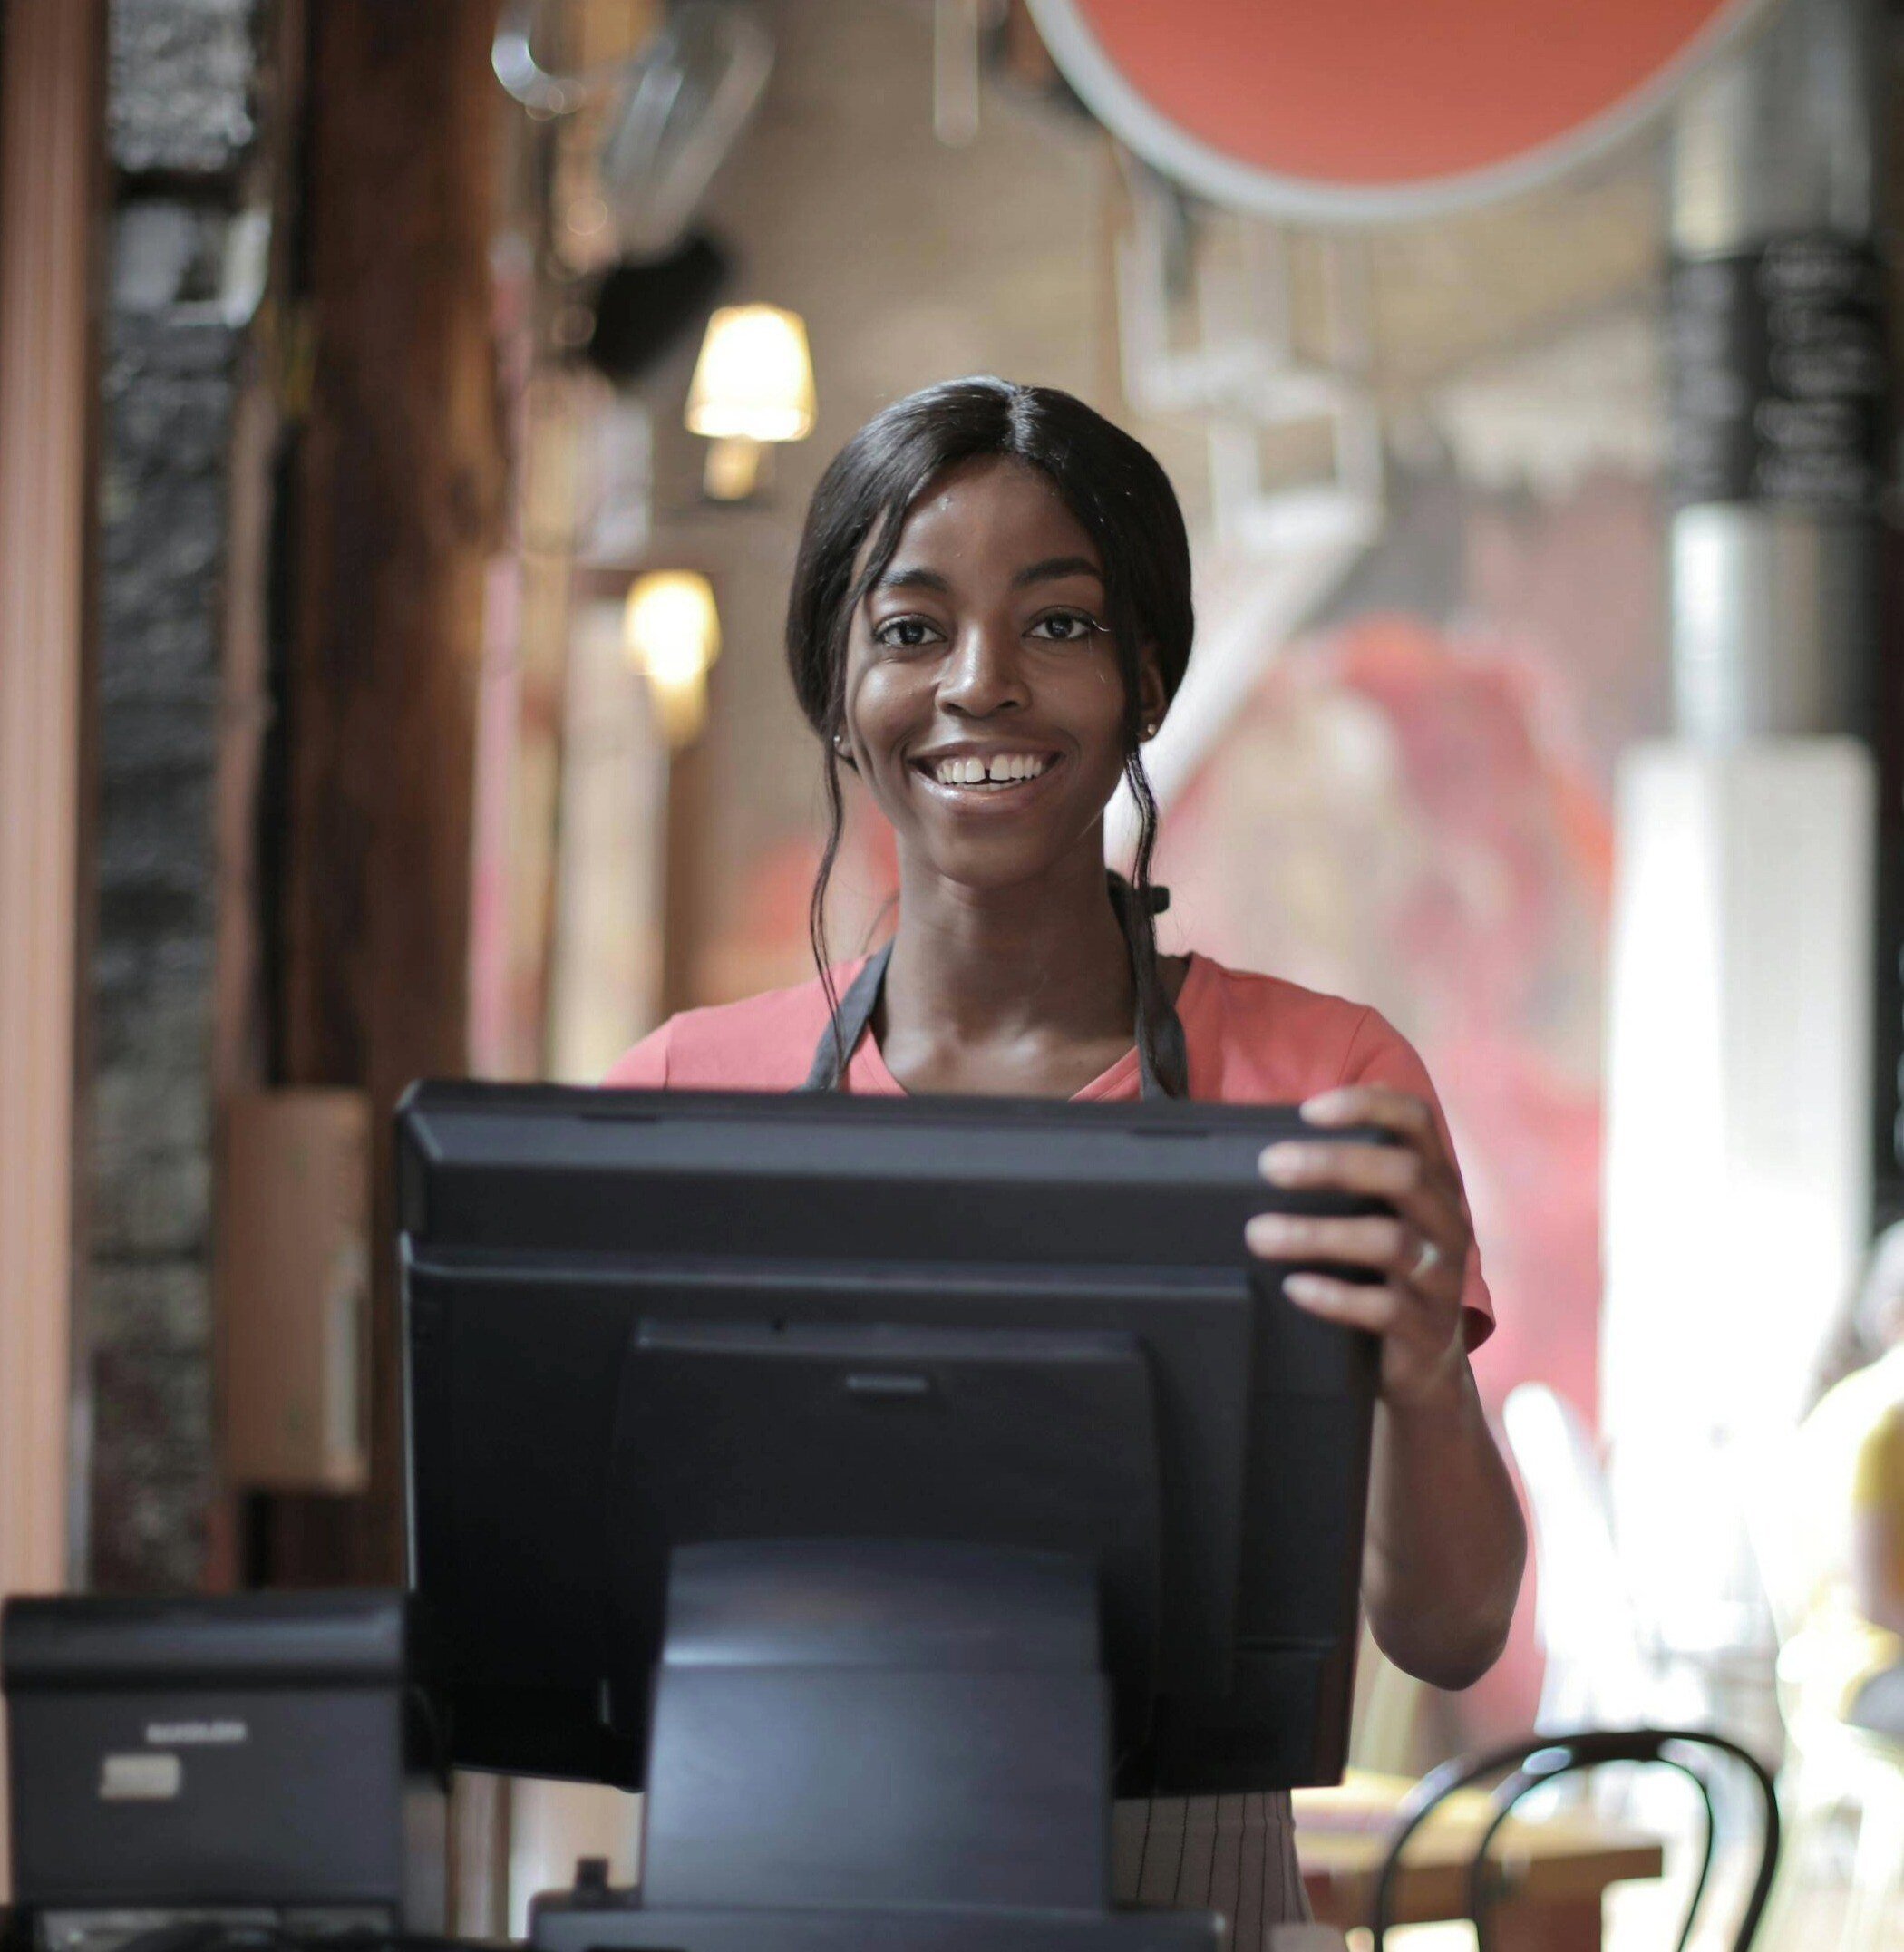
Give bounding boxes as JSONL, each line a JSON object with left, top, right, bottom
{"left": 703, "top": 434, "right": 765, "bottom": 501}
{"left": 623, "top": 571, "right": 720, "bottom": 744}
{"left": 624, "top": 571, "right": 720, "bottom": 675}
{"left": 685, "top": 305, "right": 817, "bottom": 443}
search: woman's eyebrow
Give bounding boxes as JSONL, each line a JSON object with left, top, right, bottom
{"left": 871, "top": 556, "right": 1102, "bottom": 595}
{"left": 874, "top": 564, "right": 950, "bottom": 593}
{"left": 1012, "top": 554, "right": 1103, "bottom": 588}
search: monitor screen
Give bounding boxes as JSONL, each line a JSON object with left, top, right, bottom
{"left": 400, "top": 1082, "right": 1380, "bottom": 1795}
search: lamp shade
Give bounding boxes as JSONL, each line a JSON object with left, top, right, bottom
{"left": 624, "top": 571, "right": 721, "bottom": 744}
{"left": 685, "top": 305, "right": 816, "bottom": 442}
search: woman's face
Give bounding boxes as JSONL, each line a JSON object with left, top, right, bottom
{"left": 840, "top": 455, "right": 1166, "bottom": 895}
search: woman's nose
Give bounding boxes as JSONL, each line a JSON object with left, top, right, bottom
{"left": 937, "top": 620, "right": 1030, "bottom": 717}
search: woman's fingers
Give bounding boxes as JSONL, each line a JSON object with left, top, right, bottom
{"left": 1282, "top": 1271, "right": 1464, "bottom": 1405}
{"left": 1244, "top": 1210, "right": 1460, "bottom": 1292}
{"left": 1258, "top": 1086, "right": 1472, "bottom": 1408}
{"left": 1281, "top": 1271, "right": 1410, "bottom": 1335}
{"left": 1281, "top": 1270, "right": 1449, "bottom": 1361}
{"left": 1258, "top": 1134, "right": 1458, "bottom": 1239}
{"left": 1297, "top": 1083, "right": 1450, "bottom": 1167}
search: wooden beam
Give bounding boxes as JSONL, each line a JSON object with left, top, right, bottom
{"left": 276, "top": 0, "right": 504, "bottom": 1582}
{"left": 0, "top": 0, "right": 103, "bottom": 1898}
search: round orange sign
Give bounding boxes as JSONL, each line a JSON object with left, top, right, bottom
{"left": 1029, "top": 0, "right": 1773, "bottom": 219}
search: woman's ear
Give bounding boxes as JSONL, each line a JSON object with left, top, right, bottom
{"left": 1136, "top": 649, "right": 1168, "bottom": 740}
{"left": 831, "top": 729, "right": 860, "bottom": 773}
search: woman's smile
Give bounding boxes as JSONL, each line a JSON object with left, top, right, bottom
{"left": 908, "top": 742, "right": 1065, "bottom": 809}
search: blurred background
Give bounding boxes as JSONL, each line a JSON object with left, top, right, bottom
{"left": 4, "top": 0, "right": 1904, "bottom": 1941}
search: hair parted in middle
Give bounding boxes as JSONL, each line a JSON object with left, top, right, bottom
{"left": 783, "top": 375, "right": 1196, "bottom": 1083}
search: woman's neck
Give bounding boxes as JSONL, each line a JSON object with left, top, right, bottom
{"left": 879, "top": 844, "right": 1135, "bottom": 1068}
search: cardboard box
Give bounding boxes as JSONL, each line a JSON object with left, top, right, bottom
{"left": 219, "top": 1089, "right": 371, "bottom": 1491}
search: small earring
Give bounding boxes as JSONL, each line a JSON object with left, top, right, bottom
{"left": 1141, "top": 721, "right": 1159, "bottom": 740}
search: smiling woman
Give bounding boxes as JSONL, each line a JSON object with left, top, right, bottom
{"left": 604, "top": 377, "right": 1526, "bottom": 1935}
{"left": 780, "top": 379, "right": 1192, "bottom": 1096}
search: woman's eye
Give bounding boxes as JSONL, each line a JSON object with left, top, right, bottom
{"left": 1030, "top": 611, "right": 1102, "bottom": 643}
{"left": 874, "top": 616, "right": 941, "bottom": 649}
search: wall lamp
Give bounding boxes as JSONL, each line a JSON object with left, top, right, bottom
{"left": 624, "top": 570, "right": 721, "bottom": 744}
{"left": 685, "top": 303, "right": 815, "bottom": 500}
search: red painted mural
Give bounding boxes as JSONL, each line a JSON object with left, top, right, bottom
{"left": 1154, "top": 611, "right": 1617, "bottom": 1727}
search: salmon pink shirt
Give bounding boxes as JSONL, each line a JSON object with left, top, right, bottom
{"left": 606, "top": 950, "right": 1493, "bottom": 1344}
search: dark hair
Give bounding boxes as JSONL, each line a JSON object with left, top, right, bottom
{"left": 784, "top": 376, "right": 1195, "bottom": 1081}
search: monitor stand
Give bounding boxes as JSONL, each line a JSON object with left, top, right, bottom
{"left": 529, "top": 1539, "right": 1219, "bottom": 1952}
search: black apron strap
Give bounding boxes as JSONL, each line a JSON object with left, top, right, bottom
{"left": 1139, "top": 988, "right": 1190, "bottom": 1102}
{"left": 801, "top": 879, "right": 1188, "bottom": 1100}
{"left": 801, "top": 939, "right": 894, "bottom": 1092}
{"left": 1108, "top": 873, "right": 1189, "bottom": 1102}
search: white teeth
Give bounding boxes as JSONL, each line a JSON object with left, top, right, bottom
{"left": 930, "top": 753, "right": 1050, "bottom": 787}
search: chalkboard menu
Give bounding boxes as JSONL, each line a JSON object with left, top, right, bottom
{"left": 1667, "top": 236, "right": 1889, "bottom": 514}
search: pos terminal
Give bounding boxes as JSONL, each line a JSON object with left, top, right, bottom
{"left": 397, "top": 1082, "right": 1384, "bottom": 1951}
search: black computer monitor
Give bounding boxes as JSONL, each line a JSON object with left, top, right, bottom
{"left": 399, "top": 1080, "right": 1381, "bottom": 1813}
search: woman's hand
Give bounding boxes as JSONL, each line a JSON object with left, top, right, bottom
{"left": 1247, "top": 1083, "right": 1523, "bottom": 1688}
{"left": 1244, "top": 1083, "right": 1470, "bottom": 1410}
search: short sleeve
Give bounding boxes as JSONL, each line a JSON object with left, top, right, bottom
{"left": 602, "top": 1018, "right": 672, "bottom": 1088}
{"left": 1336, "top": 1007, "right": 1495, "bottom": 1348}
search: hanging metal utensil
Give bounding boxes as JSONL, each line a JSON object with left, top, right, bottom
{"left": 494, "top": 1, "right": 772, "bottom": 262}
{"left": 597, "top": 2, "right": 772, "bottom": 257}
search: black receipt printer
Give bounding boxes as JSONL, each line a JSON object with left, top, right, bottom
{"left": 2, "top": 1591, "right": 443, "bottom": 1949}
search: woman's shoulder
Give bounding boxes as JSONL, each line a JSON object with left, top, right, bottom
{"left": 1182, "top": 953, "right": 1416, "bottom": 1100}
{"left": 1186, "top": 954, "right": 1379, "bottom": 1033}
{"left": 602, "top": 961, "right": 867, "bottom": 1091}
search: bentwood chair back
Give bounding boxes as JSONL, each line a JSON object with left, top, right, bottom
{"left": 1368, "top": 1727, "right": 1781, "bottom": 1952}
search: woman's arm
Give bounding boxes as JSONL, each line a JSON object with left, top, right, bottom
{"left": 1360, "top": 1346, "right": 1526, "bottom": 1686}
{"left": 1246, "top": 1083, "right": 1526, "bottom": 1690}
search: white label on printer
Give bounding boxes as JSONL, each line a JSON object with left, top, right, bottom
{"left": 143, "top": 1719, "right": 247, "bottom": 1745}
{"left": 100, "top": 1752, "right": 183, "bottom": 1801}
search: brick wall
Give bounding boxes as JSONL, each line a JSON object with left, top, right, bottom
{"left": 86, "top": 0, "right": 264, "bottom": 1590}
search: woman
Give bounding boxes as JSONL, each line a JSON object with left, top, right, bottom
{"left": 607, "top": 378, "right": 1524, "bottom": 1928}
